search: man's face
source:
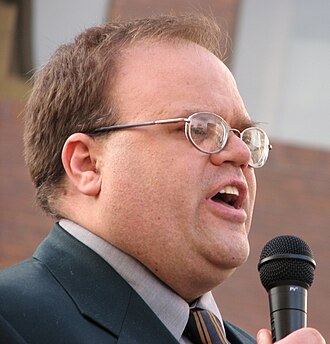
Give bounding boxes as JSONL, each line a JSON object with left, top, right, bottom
{"left": 96, "top": 40, "right": 257, "bottom": 301}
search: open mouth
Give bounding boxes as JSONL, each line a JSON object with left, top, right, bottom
{"left": 211, "top": 186, "right": 241, "bottom": 209}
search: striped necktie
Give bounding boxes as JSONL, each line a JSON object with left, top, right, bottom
{"left": 184, "top": 308, "right": 228, "bottom": 344}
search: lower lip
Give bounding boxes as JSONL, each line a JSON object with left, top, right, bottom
{"left": 206, "top": 199, "right": 247, "bottom": 223}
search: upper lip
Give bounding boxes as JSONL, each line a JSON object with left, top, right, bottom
{"left": 207, "top": 180, "right": 248, "bottom": 209}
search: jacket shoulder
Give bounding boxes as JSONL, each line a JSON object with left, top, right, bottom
{"left": 0, "top": 258, "right": 48, "bottom": 294}
{"left": 0, "top": 258, "right": 118, "bottom": 344}
{"left": 0, "top": 258, "right": 66, "bottom": 324}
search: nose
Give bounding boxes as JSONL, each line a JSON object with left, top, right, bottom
{"left": 209, "top": 131, "right": 251, "bottom": 168}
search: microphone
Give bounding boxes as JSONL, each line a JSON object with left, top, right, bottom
{"left": 258, "top": 235, "right": 316, "bottom": 342}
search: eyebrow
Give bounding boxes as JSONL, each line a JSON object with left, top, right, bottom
{"left": 235, "top": 117, "right": 258, "bottom": 131}
{"left": 178, "top": 108, "right": 258, "bottom": 128}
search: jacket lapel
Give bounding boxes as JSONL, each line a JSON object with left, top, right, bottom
{"left": 224, "top": 320, "right": 256, "bottom": 344}
{"left": 33, "top": 224, "right": 178, "bottom": 344}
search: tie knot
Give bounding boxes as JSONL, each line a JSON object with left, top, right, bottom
{"left": 184, "top": 309, "right": 227, "bottom": 344}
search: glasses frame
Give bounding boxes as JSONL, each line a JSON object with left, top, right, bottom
{"left": 86, "top": 112, "right": 271, "bottom": 168}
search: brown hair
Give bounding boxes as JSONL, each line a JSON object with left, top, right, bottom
{"left": 23, "top": 13, "right": 225, "bottom": 217}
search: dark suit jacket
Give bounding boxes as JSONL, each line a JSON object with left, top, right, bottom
{"left": 0, "top": 224, "right": 256, "bottom": 343}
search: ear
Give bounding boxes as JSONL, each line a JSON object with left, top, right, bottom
{"left": 62, "top": 133, "right": 102, "bottom": 196}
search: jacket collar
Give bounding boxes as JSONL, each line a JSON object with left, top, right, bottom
{"left": 33, "top": 224, "right": 179, "bottom": 344}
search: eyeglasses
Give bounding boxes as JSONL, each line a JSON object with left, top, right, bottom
{"left": 86, "top": 112, "right": 272, "bottom": 168}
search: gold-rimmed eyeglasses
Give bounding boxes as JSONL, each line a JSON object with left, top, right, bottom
{"left": 86, "top": 112, "right": 272, "bottom": 168}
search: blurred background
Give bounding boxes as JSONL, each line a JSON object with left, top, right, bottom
{"left": 0, "top": 0, "right": 329, "bottom": 339}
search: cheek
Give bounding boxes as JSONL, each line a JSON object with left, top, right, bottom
{"left": 249, "top": 170, "right": 257, "bottom": 206}
{"left": 245, "top": 169, "right": 257, "bottom": 232}
{"left": 102, "top": 143, "right": 195, "bottom": 221}
{"left": 100, "top": 152, "right": 202, "bottom": 264}
{"left": 99, "top": 132, "right": 206, "bottom": 241}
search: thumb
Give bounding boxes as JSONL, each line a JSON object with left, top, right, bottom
{"left": 257, "top": 329, "right": 273, "bottom": 344}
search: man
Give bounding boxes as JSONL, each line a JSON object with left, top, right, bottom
{"left": 0, "top": 14, "right": 325, "bottom": 344}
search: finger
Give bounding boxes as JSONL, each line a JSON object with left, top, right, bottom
{"left": 257, "top": 329, "right": 273, "bottom": 344}
{"left": 279, "top": 328, "right": 326, "bottom": 344}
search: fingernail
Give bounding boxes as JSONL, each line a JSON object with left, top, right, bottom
{"left": 257, "top": 330, "right": 265, "bottom": 343}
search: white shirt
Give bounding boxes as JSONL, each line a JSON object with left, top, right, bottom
{"left": 59, "top": 219, "right": 225, "bottom": 343}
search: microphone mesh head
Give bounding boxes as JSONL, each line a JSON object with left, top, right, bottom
{"left": 258, "top": 235, "right": 316, "bottom": 291}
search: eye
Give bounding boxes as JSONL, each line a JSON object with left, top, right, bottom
{"left": 242, "top": 135, "right": 252, "bottom": 146}
{"left": 191, "top": 124, "right": 207, "bottom": 136}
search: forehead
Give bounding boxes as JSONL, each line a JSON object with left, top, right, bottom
{"left": 111, "top": 40, "right": 250, "bottom": 127}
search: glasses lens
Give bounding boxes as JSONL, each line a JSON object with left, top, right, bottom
{"left": 242, "top": 127, "right": 270, "bottom": 168}
{"left": 188, "top": 112, "right": 227, "bottom": 154}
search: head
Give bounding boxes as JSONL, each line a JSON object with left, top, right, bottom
{"left": 24, "top": 14, "right": 224, "bottom": 216}
{"left": 24, "top": 14, "right": 266, "bottom": 301}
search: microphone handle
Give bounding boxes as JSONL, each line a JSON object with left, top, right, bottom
{"left": 268, "top": 285, "right": 307, "bottom": 342}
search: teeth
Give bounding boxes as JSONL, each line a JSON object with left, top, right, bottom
{"left": 219, "top": 186, "right": 239, "bottom": 196}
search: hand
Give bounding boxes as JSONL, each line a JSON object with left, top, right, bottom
{"left": 257, "top": 328, "right": 326, "bottom": 344}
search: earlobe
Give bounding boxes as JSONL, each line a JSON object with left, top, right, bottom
{"left": 62, "top": 133, "right": 102, "bottom": 196}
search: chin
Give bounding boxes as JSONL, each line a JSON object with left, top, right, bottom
{"left": 216, "top": 235, "right": 250, "bottom": 270}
